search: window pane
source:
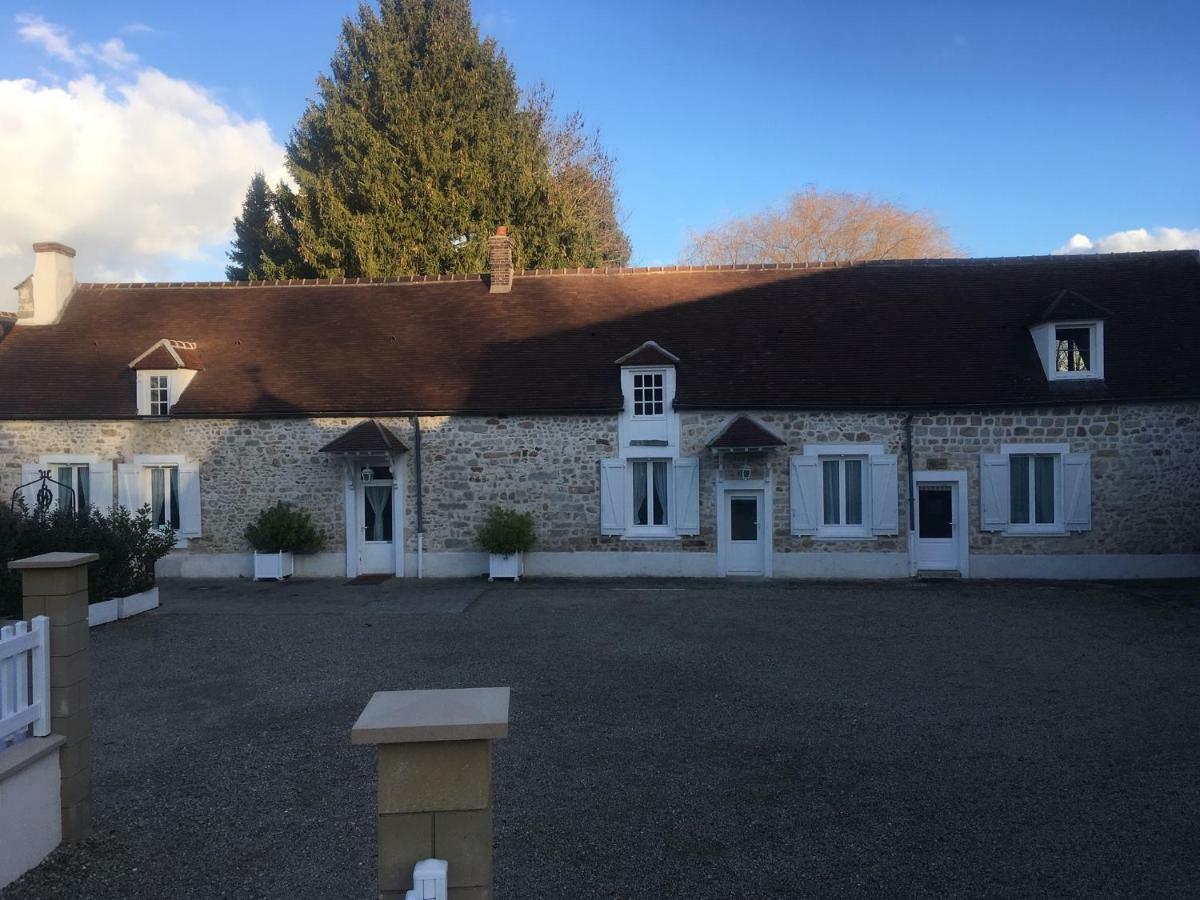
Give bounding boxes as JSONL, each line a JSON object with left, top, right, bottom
{"left": 169, "top": 467, "right": 180, "bottom": 529}
{"left": 918, "top": 486, "right": 954, "bottom": 539}
{"left": 1034, "top": 456, "right": 1055, "bottom": 524}
{"left": 57, "top": 466, "right": 74, "bottom": 512}
{"left": 822, "top": 460, "right": 840, "bottom": 525}
{"left": 151, "top": 468, "right": 166, "bottom": 527}
{"left": 632, "top": 461, "right": 648, "bottom": 526}
{"left": 364, "top": 485, "right": 392, "bottom": 541}
{"left": 77, "top": 467, "right": 89, "bottom": 511}
{"left": 1055, "top": 327, "right": 1091, "bottom": 372}
{"left": 1010, "top": 455, "right": 1030, "bottom": 524}
{"left": 730, "top": 497, "right": 757, "bottom": 541}
{"left": 844, "top": 459, "right": 863, "bottom": 525}
{"left": 651, "top": 460, "right": 669, "bottom": 525}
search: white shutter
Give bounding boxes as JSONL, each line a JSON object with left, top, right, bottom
{"left": 980, "top": 454, "right": 1009, "bottom": 531}
{"left": 177, "top": 462, "right": 202, "bottom": 536}
{"left": 89, "top": 461, "right": 114, "bottom": 514}
{"left": 599, "top": 459, "right": 625, "bottom": 535}
{"left": 135, "top": 373, "right": 148, "bottom": 416}
{"left": 19, "top": 462, "right": 41, "bottom": 512}
{"left": 789, "top": 456, "right": 819, "bottom": 535}
{"left": 673, "top": 457, "right": 700, "bottom": 536}
{"left": 1063, "top": 452, "right": 1092, "bottom": 531}
{"left": 869, "top": 454, "right": 899, "bottom": 535}
{"left": 117, "top": 463, "right": 142, "bottom": 512}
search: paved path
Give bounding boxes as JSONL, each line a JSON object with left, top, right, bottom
{"left": 3, "top": 577, "right": 1199, "bottom": 898}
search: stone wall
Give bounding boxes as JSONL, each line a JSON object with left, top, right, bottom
{"left": 0, "top": 401, "right": 1196, "bottom": 565}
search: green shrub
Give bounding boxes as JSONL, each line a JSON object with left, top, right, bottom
{"left": 244, "top": 502, "right": 326, "bottom": 554}
{"left": 0, "top": 503, "right": 176, "bottom": 618}
{"left": 476, "top": 506, "right": 536, "bottom": 556}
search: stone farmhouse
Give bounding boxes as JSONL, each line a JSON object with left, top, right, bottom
{"left": 0, "top": 235, "right": 1197, "bottom": 580}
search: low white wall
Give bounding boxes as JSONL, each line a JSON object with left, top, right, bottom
{"left": 0, "top": 736, "right": 64, "bottom": 889}
{"left": 772, "top": 551, "right": 909, "bottom": 579}
{"left": 154, "top": 549, "right": 1200, "bottom": 581}
{"left": 971, "top": 553, "right": 1200, "bottom": 580}
{"left": 156, "top": 551, "right": 345, "bottom": 579}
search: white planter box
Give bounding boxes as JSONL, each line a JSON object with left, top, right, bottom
{"left": 487, "top": 552, "right": 524, "bottom": 582}
{"left": 87, "top": 586, "right": 159, "bottom": 627}
{"left": 87, "top": 599, "right": 119, "bottom": 627}
{"left": 119, "top": 586, "right": 159, "bottom": 618}
{"left": 253, "top": 551, "right": 295, "bottom": 581}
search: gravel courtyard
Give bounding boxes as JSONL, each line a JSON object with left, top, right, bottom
{"left": 3, "top": 576, "right": 1198, "bottom": 899}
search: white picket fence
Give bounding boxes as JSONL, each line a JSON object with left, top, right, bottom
{"left": 0, "top": 616, "right": 51, "bottom": 749}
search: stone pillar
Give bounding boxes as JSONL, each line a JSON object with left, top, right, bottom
{"left": 353, "top": 687, "right": 510, "bottom": 900}
{"left": 9, "top": 551, "right": 97, "bottom": 843}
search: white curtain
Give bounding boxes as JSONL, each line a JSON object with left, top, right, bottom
{"left": 632, "top": 461, "right": 648, "bottom": 526}
{"left": 366, "top": 485, "right": 391, "bottom": 542}
{"left": 652, "top": 460, "right": 669, "bottom": 525}
{"left": 151, "top": 468, "right": 166, "bottom": 526}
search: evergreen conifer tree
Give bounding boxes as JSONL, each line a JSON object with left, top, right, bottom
{"left": 225, "top": 172, "right": 274, "bottom": 280}
{"left": 271, "top": 0, "right": 628, "bottom": 277}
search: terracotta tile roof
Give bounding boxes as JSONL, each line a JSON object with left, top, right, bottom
{"left": 319, "top": 419, "right": 409, "bottom": 454}
{"left": 707, "top": 415, "right": 786, "bottom": 450}
{"left": 0, "top": 251, "right": 1196, "bottom": 418}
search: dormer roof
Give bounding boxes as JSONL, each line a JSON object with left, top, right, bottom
{"left": 1033, "top": 289, "right": 1114, "bottom": 324}
{"left": 707, "top": 415, "right": 787, "bottom": 451}
{"left": 319, "top": 419, "right": 410, "bottom": 455}
{"left": 129, "top": 339, "right": 204, "bottom": 371}
{"left": 614, "top": 340, "right": 680, "bottom": 366}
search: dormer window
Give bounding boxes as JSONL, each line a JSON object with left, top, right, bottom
{"left": 632, "top": 371, "right": 665, "bottom": 417}
{"left": 149, "top": 375, "right": 172, "bottom": 417}
{"left": 129, "top": 338, "right": 203, "bottom": 417}
{"left": 1029, "top": 291, "right": 1109, "bottom": 383}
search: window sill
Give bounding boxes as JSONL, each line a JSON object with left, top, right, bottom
{"left": 620, "top": 532, "right": 681, "bottom": 542}
{"left": 1001, "top": 527, "right": 1068, "bottom": 537}
{"left": 814, "top": 529, "right": 874, "bottom": 541}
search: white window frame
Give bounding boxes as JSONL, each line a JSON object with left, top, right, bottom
{"left": 817, "top": 455, "right": 870, "bottom": 537}
{"left": 130, "top": 453, "right": 196, "bottom": 543}
{"left": 630, "top": 370, "right": 666, "bottom": 419}
{"left": 803, "top": 443, "right": 882, "bottom": 540}
{"left": 1030, "top": 320, "right": 1104, "bottom": 382}
{"left": 625, "top": 457, "right": 675, "bottom": 539}
{"left": 149, "top": 374, "right": 171, "bottom": 416}
{"left": 1000, "top": 443, "right": 1067, "bottom": 534}
{"left": 1051, "top": 321, "right": 1102, "bottom": 380}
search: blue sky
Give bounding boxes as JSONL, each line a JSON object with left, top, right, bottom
{"left": 1, "top": 0, "right": 1197, "bottom": 289}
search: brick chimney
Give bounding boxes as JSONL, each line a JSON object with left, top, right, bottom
{"left": 18, "top": 242, "right": 77, "bottom": 325}
{"left": 487, "top": 226, "right": 513, "bottom": 294}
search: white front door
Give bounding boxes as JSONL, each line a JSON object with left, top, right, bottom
{"left": 357, "top": 469, "right": 395, "bottom": 575}
{"left": 725, "top": 491, "right": 765, "bottom": 575}
{"left": 916, "top": 482, "right": 959, "bottom": 571}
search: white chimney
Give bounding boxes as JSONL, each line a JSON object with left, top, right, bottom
{"left": 19, "top": 242, "right": 77, "bottom": 325}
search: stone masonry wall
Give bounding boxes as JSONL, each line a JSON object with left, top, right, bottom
{"left": 0, "top": 401, "right": 1195, "bottom": 562}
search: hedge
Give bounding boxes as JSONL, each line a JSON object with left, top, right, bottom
{"left": 0, "top": 504, "right": 176, "bottom": 619}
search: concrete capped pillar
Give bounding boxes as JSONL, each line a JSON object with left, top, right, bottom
{"left": 9, "top": 551, "right": 97, "bottom": 842}
{"left": 353, "top": 687, "right": 510, "bottom": 899}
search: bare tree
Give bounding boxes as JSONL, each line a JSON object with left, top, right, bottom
{"left": 682, "top": 187, "right": 960, "bottom": 265}
{"left": 526, "top": 86, "right": 632, "bottom": 266}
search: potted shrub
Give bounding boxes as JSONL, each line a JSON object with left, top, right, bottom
{"left": 245, "top": 502, "right": 326, "bottom": 581}
{"left": 476, "top": 506, "right": 535, "bottom": 582}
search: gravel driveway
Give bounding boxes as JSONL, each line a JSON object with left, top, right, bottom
{"left": 3, "top": 576, "right": 1198, "bottom": 899}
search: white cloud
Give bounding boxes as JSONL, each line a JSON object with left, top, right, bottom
{"left": 86, "top": 37, "right": 137, "bottom": 69}
{"left": 1, "top": 16, "right": 285, "bottom": 301}
{"left": 121, "top": 23, "right": 155, "bottom": 35}
{"left": 1054, "top": 227, "right": 1200, "bottom": 255}
{"left": 16, "top": 14, "right": 78, "bottom": 65}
